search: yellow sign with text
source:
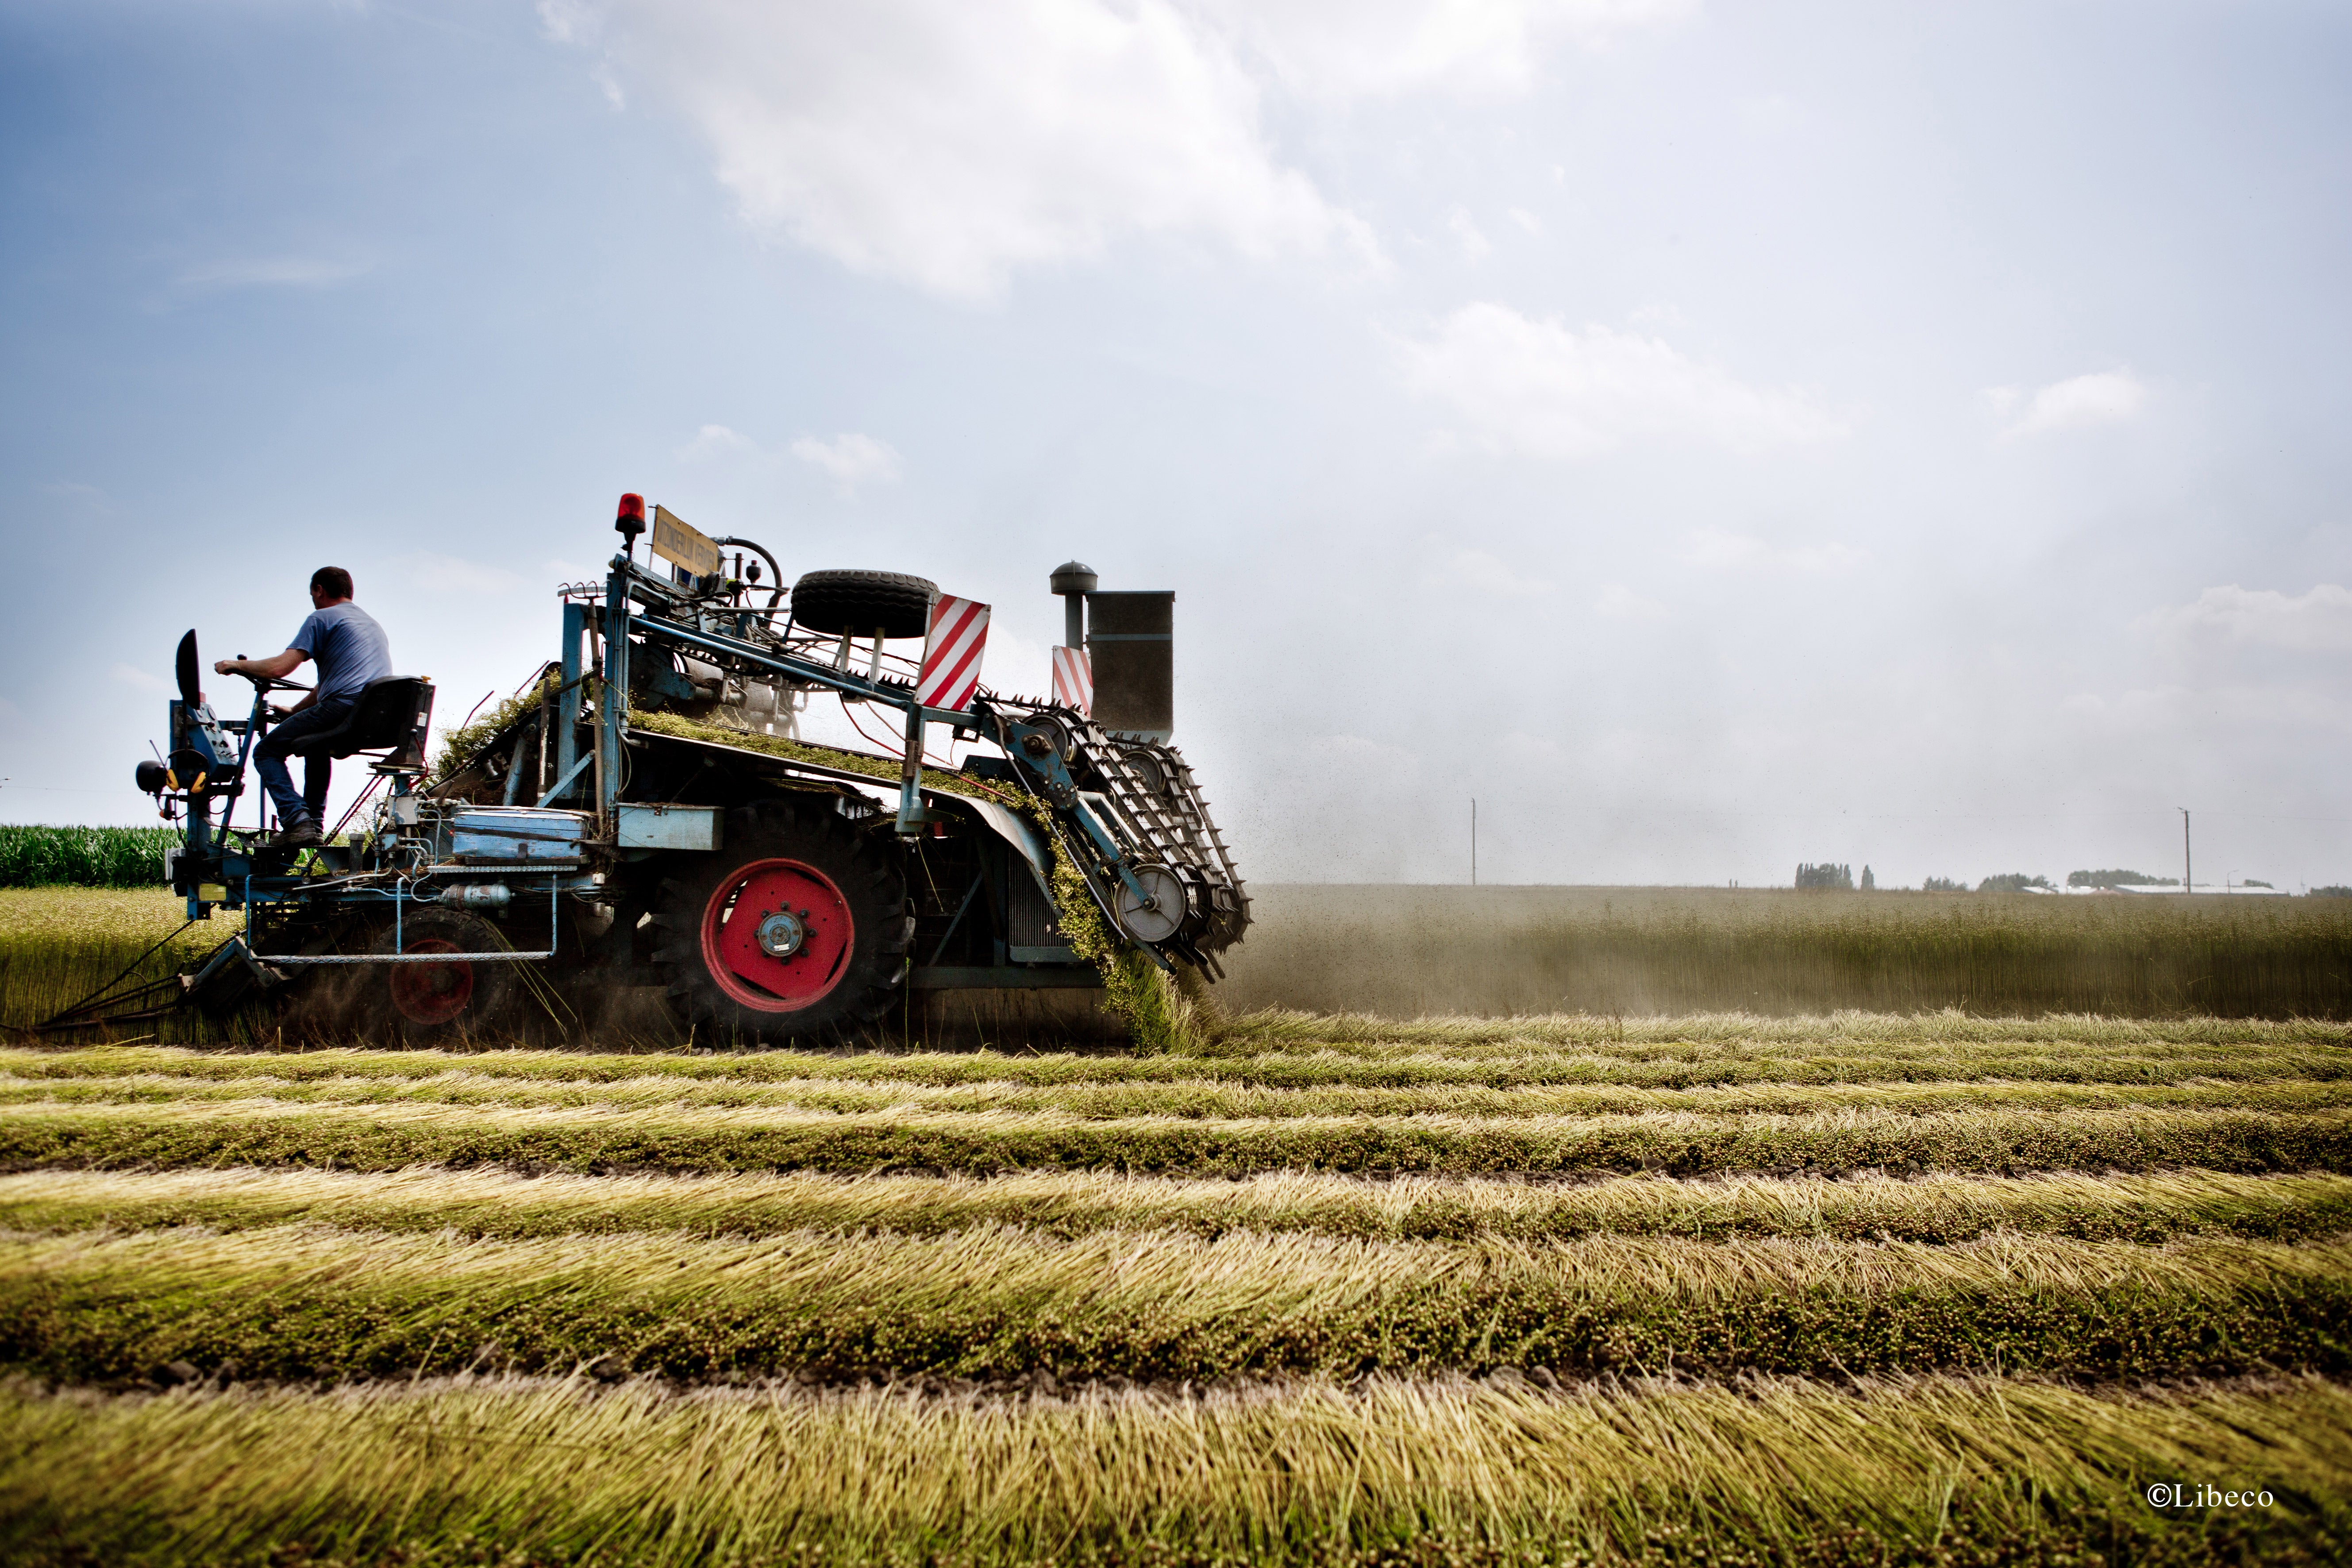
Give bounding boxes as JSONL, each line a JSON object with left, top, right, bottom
{"left": 651, "top": 505, "right": 720, "bottom": 579}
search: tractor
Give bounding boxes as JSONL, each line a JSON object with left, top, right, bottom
{"left": 94, "top": 496, "right": 1248, "bottom": 1045}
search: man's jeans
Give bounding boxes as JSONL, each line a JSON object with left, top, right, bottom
{"left": 253, "top": 698, "right": 354, "bottom": 828}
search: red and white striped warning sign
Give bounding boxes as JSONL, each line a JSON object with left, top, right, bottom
{"left": 1051, "top": 645, "right": 1092, "bottom": 714}
{"left": 916, "top": 595, "right": 990, "bottom": 712}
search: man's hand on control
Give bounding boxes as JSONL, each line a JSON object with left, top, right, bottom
{"left": 213, "top": 658, "right": 242, "bottom": 677}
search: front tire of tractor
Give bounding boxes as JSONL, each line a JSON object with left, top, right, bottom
{"left": 648, "top": 798, "right": 911, "bottom": 1045}
{"left": 366, "top": 906, "right": 520, "bottom": 1047}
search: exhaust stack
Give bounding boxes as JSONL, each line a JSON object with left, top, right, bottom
{"left": 1049, "top": 561, "right": 1096, "bottom": 649}
{"left": 1085, "top": 589, "right": 1174, "bottom": 744}
{"left": 1051, "top": 562, "right": 1173, "bottom": 740}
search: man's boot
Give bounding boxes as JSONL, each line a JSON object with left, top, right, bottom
{"left": 270, "top": 815, "right": 324, "bottom": 850}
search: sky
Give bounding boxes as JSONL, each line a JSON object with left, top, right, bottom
{"left": 3, "top": 0, "right": 2348, "bottom": 889}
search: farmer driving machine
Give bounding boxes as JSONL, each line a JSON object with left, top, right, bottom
{"left": 75, "top": 497, "right": 1248, "bottom": 1044}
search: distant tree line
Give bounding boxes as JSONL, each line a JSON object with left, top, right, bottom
{"left": 2068, "top": 868, "right": 2178, "bottom": 888}
{"left": 1978, "top": 874, "right": 2055, "bottom": 893}
{"left": 1921, "top": 876, "right": 1966, "bottom": 892}
{"left": 1795, "top": 863, "right": 1853, "bottom": 890}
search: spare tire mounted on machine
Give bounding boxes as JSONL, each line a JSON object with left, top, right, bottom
{"left": 791, "top": 570, "right": 938, "bottom": 640}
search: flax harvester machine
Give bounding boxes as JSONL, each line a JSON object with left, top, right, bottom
{"left": 76, "top": 497, "right": 1248, "bottom": 1044}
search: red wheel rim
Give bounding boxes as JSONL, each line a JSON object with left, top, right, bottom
{"left": 388, "top": 938, "right": 475, "bottom": 1025}
{"left": 700, "top": 858, "right": 854, "bottom": 1012}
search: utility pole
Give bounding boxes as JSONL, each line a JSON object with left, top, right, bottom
{"left": 2180, "top": 807, "right": 2191, "bottom": 895}
{"left": 1470, "top": 798, "right": 1478, "bottom": 886}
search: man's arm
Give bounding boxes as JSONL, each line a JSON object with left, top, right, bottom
{"left": 215, "top": 648, "right": 308, "bottom": 682}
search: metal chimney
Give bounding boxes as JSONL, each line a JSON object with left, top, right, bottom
{"left": 1048, "top": 560, "right": 1097, "bottom": 649}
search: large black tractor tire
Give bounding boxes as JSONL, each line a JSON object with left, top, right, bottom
{"left": 791, "top": 570, "right": 938, "bottom": 640}
{"left": 289, "top": 906, "right": 520, "bottom": 1046}
{"left": 648, "top": 798, "right": 912, "bottom": 1045}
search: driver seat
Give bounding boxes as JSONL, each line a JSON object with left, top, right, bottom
{"left": 284, "top": 677, "right": 435, "bottom": 771}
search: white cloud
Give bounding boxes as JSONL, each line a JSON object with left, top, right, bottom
{"left": 554, "top": 0, "right": 1378, "bottom": 301}
{"left": 679, "top": 423, "right": 756, "bottom": 461}
{"left": 1198, "top": 0, "right": 1696, "bottom": 101}
{"left": 1679, "top": 527, "right": 1867, "bottom": 575}
{"left": 175, "top": 256, "right": 372, "bottom": 292}
{"left": 1594, "top": 582, "right": 1669, "bottom": 620}
{"left": 1394, "top": 303, "right": 1848, "bottom": 459}
{"left": 1426, "top": 546, "right": 1553, "bottom": 596}
{"left": 1505, "top": 206, "right": 1542, "bottom": 235}
{"left": 1986, "top": 370, "right": 2148, "bottom": 439}
{"left": 1447, "top": 207, "right": 1492, "bottom": 260}
{"left": 791, "top": 432, "right": 904, "bottom": 493}
{"left": 405, "top": 554, "right": 524, "bottom": 595}
{"left": 109, "top": 662, "right": 170, "bottom": 695}
{"left": 2149, "top": 583, "right": 2352, "bottom": 653}
{"left": 536, "top": 0, "right": 599, "bottom": 45}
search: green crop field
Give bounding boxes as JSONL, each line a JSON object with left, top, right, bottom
{"left": 3, "top": 888, "right": 2351, "bottom": 1564}
{"left": 0, "top": 825, "right": 176, "bottom": 891}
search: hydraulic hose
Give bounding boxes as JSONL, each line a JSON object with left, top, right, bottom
{"left": 715, "top": 536, "right": 787, "bottom": 610}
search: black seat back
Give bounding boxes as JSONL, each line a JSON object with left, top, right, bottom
{"left": 342, "top": 677, "right": 434, "bottom": 764}
{"left": 288, "top": 677, "right": 435, "bottom": 767}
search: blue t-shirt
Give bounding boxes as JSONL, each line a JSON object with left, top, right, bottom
{"left": 290, "top": 601, "right": 394, "bottom": 704}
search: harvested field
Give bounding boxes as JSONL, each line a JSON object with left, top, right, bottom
{"left": 9, "top": 1373, "right": 2348, "bottom": 1568}
{"left": 6, "top": 1095, "right": 2345, "bottom": 1176}
{"left": 7, "top": 1217, "right": 2349, "bottom": 1383}
{"left": 8, "top": 1164, "right": 2351, "bottom": 1244}
{"left": 2, "top": 898, "right": 2350, "bottom": 1562}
